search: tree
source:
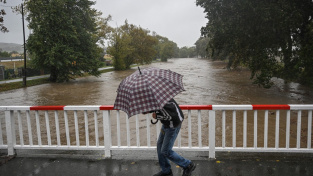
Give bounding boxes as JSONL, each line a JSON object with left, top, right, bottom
{"left": 0, "top": 50, "right": 9, "bottom": 57}
{"left": 195, "top": 37, "right": 210, "bottom": 58}
{"left": 107, "top": 21, "right": 158, "bottom": 70}
{"left": 124, "top": 24, "right": 158, "bottom": 67}
{"left": 25, "top": 0, "right": 102, "bottom": 82}
{"left": 179, "top": 46, "right": 196, "bottom": 58}
{"left": 179, "top": 47, "right": 189, "bottom": 58}
{"left": 154, "top": 35, "right": 179, "bottom": 61}
{"left": 0, "top": 0, "right": 8, "bottom": 33}
{"left": 196, "top": 0, "right": 313, "bottom": 87}
{"left": 10, "top": 50, "right": 18, "bottom": 54}
{"left": 298, "top": 22, "right": 313, "bottom": 85}
{"left": 97, "top": 14, "right": 113, "bottom": 47}
{"left": 107, "top": 27, "right": 133, "bottom": 70}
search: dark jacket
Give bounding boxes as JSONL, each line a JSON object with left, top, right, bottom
{"left": 155, "top": 99, "right": 184, "bottom": 128}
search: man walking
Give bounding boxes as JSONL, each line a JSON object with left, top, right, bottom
{"left": 151, "top": 99, "right": 196, "bottom": 176}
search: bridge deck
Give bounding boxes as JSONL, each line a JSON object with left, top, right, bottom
{"left": 1, "top": 155, "right": 313, "bottom": 176}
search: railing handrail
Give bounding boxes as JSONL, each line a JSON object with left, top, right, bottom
{"left": 2, "top": 104, "right": 313, "bottom": 111}
{"left": 1, "top": 104, "right": 313, "bottom": 159}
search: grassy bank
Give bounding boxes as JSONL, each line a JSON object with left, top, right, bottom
{"left": 0, "top": 78, "right": 50, "bottom": 92}
{"left": 0, "top": 68, "right": 115, "bottom": 92}
{"left": 0, "top": 60, "right": 25, "bottom": 69}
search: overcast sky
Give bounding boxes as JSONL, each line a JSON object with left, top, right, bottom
{"left": 0, "top": 0, "right": 207, "bottom": 47}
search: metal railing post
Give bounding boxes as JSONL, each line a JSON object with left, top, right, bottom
{"left": 209, "top": 110, "right": 216, "bottom": 159}
{"left": 103, "top": 110, "right": 111, "bottom": 158}
{"left": 5, "top": 110, "right": 16, "bottom": 155}
{"left": 1, "top": 104, "right": 313, "bottom": 159}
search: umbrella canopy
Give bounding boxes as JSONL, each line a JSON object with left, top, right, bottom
{"left": 114, "top": 67, "right": 185, "bottom": 117}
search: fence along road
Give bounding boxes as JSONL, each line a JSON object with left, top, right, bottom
{"left": 0, "top": 67, "right": 113, "bottom": 84}
{"left": 1, "top": 104, "right": 313, "bottom": 159}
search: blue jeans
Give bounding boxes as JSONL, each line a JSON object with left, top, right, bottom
{"left": 157, "top": 124, "right": 191, "bottom": 174}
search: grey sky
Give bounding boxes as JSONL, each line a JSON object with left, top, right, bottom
{"left": 0, "top": 0, "right": 207, "bottom": 47}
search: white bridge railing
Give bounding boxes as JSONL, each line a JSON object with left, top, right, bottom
{"left": 0, "top": 105, "right": 313, "bottom": 159}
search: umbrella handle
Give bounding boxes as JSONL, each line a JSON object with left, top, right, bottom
{"left": 151, "top": 119, "right": 158, "bottom": 124}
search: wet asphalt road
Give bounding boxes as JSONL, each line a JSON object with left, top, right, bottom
{"left": 1, "top": 156, "right": 313, "bottom": 176}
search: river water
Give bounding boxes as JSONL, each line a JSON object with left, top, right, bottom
{"left": 1, "top": 58, "right": 313, "bottom": 148}
{"left": 1, "top": 58, "right": 312, "bottom": 106}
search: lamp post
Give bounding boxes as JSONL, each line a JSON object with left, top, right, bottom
{"left": 22, "top": 3, "right": 26, "bottom": 86}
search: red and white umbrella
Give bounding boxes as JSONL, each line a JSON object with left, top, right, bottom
{"left": 114, "top": 67, "right": 185, "bottom": 117}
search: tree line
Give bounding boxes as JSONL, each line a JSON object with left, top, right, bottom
{"left": 105, "top": 20, "right": 204, "bottom": 70}
{"left": 8, "top": 0, "right": 307, "bottom": 88}
{"left": 0, "top": 50, "right": 20, "bottom": 58}
{"left": 0, "top": 0, "right": 205, "bottom": 82}
{"left": 106, "top": 20, "right": 180, "bottom": 70}
{"left": 196, "top": 0, "right": 313, "bottom": 88}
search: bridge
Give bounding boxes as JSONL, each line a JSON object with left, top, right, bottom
{"left": 1, "top": 105, "right": 313, "bottom": 175}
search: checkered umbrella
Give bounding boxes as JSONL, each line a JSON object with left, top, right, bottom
{"left": 113, "top": 67, "right": 185, "bottom": 117}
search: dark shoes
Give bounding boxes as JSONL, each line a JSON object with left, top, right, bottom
{"left": 153, "top": 162, "right": 196, "bottom": 176}
{"left": 153, "top": 170, "right": 173, "bottom": 176}
{"left": 182, "top": 162, "right": 196, "bottom": 176}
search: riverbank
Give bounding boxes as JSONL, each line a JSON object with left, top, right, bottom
{"left": 0, "top": 67, "right": 114, "bottom": 92}
{"left": 0, "top": 59, "right": 162, "bottom": 92}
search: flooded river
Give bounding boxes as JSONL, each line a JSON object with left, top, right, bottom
{"left": 1, "top": 58, "right": 313, "bottom": 148}
{"left": 1, "top": 58, "right": 312, "bottom": 106}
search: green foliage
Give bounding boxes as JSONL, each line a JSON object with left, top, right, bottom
{"left": 128, "top": 26, "right": 158, "bottom": 66}
{"left": 178, "top": 47, "right": 189, "bottom": 58}
{"left": 196, "top": 0, "right": 313, "bottom": 87}
{"left": 25, "top": 0, "right": 102, "bottom": 82}
{"left": 160, "top": 42, "right": 175, "bottom": 62}
{"left": 178, "top": 46, "right": 196, "bottom": 58}
{"left": 97, "top": 15, "right": 113, "bottom": 47}
{"left": 0, "top": 78, "right": 50, "bottom": 92}
{"left": 107, "top": 21, "right": 158, "bottom": 70}
{"left": 0, "top": 50, "right": 10, "bottom": 57}
{"left": 154, "top": 35, "right": 179, "bottom": 61}
{"left": 0, "top": 0, "right": 8, "bottom": 33}
{"left": 195, "top": 37, "right": 210, "bottom": 59}
{"left": 105, "top": 21, "right": 179, "bottom": 69}
{"left": 107, "top": 28, "right": 133, "bottom": 70}
{"left": 298, "top": 22, "right": 313, "bottom": 85}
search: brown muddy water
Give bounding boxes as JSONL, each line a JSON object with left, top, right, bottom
{"left": 1, "top": 58, "right": 313, "bottom": 148}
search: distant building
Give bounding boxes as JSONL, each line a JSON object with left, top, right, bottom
{"left": 11, "top": 53, "right": 22, "bottom": 58}
{"left": 103, "top": 54, "right": 112, "bottom": 59}
{"left": 103, "top": 54, "right": 112, "bottom": 66}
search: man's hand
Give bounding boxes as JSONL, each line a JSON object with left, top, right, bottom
{"left": 152, "top": 112, "right": 157, "bottom": 119}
